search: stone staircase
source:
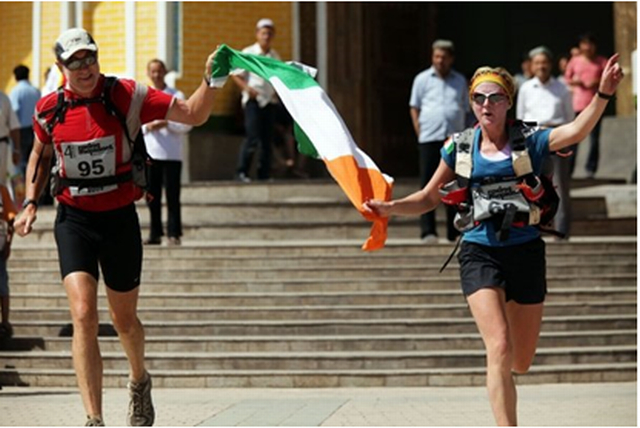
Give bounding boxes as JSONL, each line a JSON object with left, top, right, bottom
{"left": 0, "top": 179, "right": 636, "bottom": 387}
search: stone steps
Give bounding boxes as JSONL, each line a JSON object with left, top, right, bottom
{"left": 7, "top": 314, "right": 637, "bottom": 337}
{"left": 8, "top": 274, "right": 637, "bottom": 293}
{"left": 0, "top": 363, "right": 635, "bottom": 388}
{"left": 29, "top": 195, "right": 609, "bottom": 225}
{"left": 5, "top": 330, "right": 635, "bottom": 353}
{"left": 17, "top": 217, "right": 636, "bottom": 244}
{"left": 2, "top": 345, "right": 636, "bottom": 371}
{"left": 5, "top": 262, "right": 637, "bottom": 283}
{"left": 170, "top": 178, "right": 629, "bottom": 202}
{"left": 10, "top": 237, "right": 637, "bottom": 254}
{"left": 0, "top": 180, "right": 634, "bottom": 388}
{"left": 7, "top": 252, "right": 637, "bottom": 269}
{"left": 7, "top": 300, "right": 636, "bottom": 322}
{"left": 9, "top": 288, "right": 636, "bottom": 309}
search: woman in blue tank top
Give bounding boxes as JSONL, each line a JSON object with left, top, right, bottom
{"left": 364, "top": 55, "right": 623, "bottom": 426}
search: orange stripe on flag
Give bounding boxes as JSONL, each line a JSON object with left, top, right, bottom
{"left": 324, "top": 155, "right": 393, "bottom": 251}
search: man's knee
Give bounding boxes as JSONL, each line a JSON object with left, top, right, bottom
{"left": 110, "top": 309, "right": 141, "bottom": 335}
{"left": 70, "top": 303, "right": 99, "bottom": 335}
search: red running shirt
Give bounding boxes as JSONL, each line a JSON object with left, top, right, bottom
{"left": 33, "top": 75, "right": 173, "bottom": 212}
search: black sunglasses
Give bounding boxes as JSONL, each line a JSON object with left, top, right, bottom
{"left": 64, "top": 53, "right": 97, "bottom": 71}
{"left": 472, "top": 92, "right": 508, "bottom": 105}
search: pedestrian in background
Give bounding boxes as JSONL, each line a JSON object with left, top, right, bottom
{"left": 409, "top": 39, "right": 468, "bottom": 243}
{"left": 9, "top": 65, "right": 40, "bottom": 177}
{"left": 142, "top": 59, "right": 192, "bottom": 246}
{"left": 513, "top": 53, "right": 533, "bottom": 90}
{"left": 517, "top": 46, "right": 575, "bottom": 239}
{"left": 231, "top": 18, "right": 281, "bottom": 182}
{"left": 0, "top": 183, "right": 17, "bottom": 339}
{"left": 557, "top": 53, "right": 571, "bottom": 90}
{"left": 0, "top": 89, "right": 21, "bottom": 187}
{"left": 564, "top": 33, "right": 608, "bottom": 178}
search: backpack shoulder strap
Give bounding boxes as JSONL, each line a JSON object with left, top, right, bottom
{"left": 453, "top": 127, "right": 475, "bottom": 187}
{"left": 101, "top": 76, "right": 135, "bottom": 144}
{"left": 36, "top": 86, "right": 67, "bottom": 135}
{"left": 510, "top": 120, "right": 539, "bottom": 178}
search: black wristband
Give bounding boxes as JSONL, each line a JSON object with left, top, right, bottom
{"left": 21, "top": 199, "right": 38, "bottom": 210}
{"left": 597, "top": 91, "right": 615, "bottom": 100}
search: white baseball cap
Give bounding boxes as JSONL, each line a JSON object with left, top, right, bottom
{"left": 432, "top": 39, "right": 455, "bottom": 53}
{"left": 256, "top": 18, "right": 275, "bottom": 30}
{"left": 55, "top": 28, "right": 98, "bottom": 61}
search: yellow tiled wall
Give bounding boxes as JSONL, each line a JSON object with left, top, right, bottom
{"left": 136, "top": 3, "right": 158, "bottom": 84}
{"left": 180, "top": 2, "right": 293, "bottom": 115}
{"left": 90, "top": 2, "right": 126, "bottom": 76}
{"left": 1, "top": 1, "right": 293, "bottom": 117}
{"left": 0, "top": 3, "right": 33, "bottom": 92}
{"left": 40, "top": 3, "right": 62, "bottom": 88}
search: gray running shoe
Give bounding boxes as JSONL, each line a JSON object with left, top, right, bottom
{"left": 127, "top": 371, "right": 155, "bottom": 426}
{"left": 85, "top": 416, "right": 105, "bottom": 426}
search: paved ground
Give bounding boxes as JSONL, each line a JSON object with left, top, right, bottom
{"left": 0, "top": 383, "right": 636, "bottom": 426}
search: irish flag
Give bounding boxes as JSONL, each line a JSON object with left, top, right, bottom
{"left": 211, "top": 44, "right": 393, "bottom": 251}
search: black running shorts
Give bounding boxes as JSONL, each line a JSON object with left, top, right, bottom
{"left": 54, "top": 203, "right": 143, "bottom": 292}
{"left": 457, "top": 238, "right": 547, "bottom": 304}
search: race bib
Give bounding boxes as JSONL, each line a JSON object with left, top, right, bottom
{"left": 60, "top": 136, "right": 118, "bottom": 197}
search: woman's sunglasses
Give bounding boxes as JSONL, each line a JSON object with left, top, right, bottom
{"left": 472, "top": 92, "right": 507, "bottom": 105}
{"left": 64, "top": 53, "right": 97, "bottom": 71}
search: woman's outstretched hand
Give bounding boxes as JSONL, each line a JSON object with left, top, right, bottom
{"left": 599, "top": 53, "right": 624, "bottom": 96}
{"left": 362, "top": 199, "right": 394, "bottom": 218}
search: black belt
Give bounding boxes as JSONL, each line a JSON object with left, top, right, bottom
{"left": 0, "top": 137, "right": 9, "bottom": 144}
{"left": 58, "top": 171, "right": 133, "bottom": 190}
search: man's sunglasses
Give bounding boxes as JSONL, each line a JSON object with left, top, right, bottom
{"left": 64, "top": 53, "right": 97, "bottom": 71}
{"left": 471, "top": 92, "right": 508, "bottom": 105}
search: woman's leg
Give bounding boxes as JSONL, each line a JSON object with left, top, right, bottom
{"left": 467, "top": 287, "right": 517, "bottom": 426}
{"left": 506, "top": 302, "right": 544, "bottom": 374}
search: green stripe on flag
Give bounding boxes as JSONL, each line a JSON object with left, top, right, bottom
{"left": 212, "top": 44, "right": 318, "bottom": 91}
{"left": 293, "top": 123, "right": 319, "bottom": 158}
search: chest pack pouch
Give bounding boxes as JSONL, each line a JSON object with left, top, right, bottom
{"left": 35, "top": 77, "right": 151, "bottom": 197}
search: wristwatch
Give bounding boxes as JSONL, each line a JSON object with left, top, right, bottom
{"left": 21, "top": 199, "right": 38, "bottom": 210}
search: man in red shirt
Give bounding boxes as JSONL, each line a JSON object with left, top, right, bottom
{"left": 14, "top": 28, "right": 223, "bottom": 427}
{"left": 564, "top": 33, "right": 608, "bottom": 178}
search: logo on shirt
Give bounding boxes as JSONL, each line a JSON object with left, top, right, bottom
{"left": 63, "top": 142, "right": 114, "bottom": 159}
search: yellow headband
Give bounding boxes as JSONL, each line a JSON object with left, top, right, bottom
{"left": 469, "top": 73, "right": 514, "bottom": 104}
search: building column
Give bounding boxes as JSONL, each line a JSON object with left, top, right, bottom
{"left": 32, "top": 2, "right": 42, "bottom": 88}
{"left": 74, "top": 1, "right": 83, "bottom": 28}
{"left": 156, "top": 2, "right": 168, "bottom": 62}
{"left": 292, "top": 3, "right": 300, "bottom": 62}
{"left": 125, "top": 2, "right": 136, "bottom": 79}
{"left": 60, "top": 2, "right": 72, "bottom": 31}
{"left": 316, "top": 2, "right": 328, "bottom": 90}
{"left": 613, "top": 2, "right": 637, "bottom": 116}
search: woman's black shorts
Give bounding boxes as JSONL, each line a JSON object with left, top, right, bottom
{"left": 457, "top": 238, "right": 547, "bottom": 304}
{"left": 54, "top": 203, "right": 142, "bottom": 292}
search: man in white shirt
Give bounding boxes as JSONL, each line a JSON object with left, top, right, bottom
{"left": 231, "top": 18, "right": 281, "bottom": 182}
{"left": 0, "top": 91, "right": 21, "bottom": 186}
{"left": 409, "top": 39, "right": 469, "bottom": 243}
{"left": 517, "top": 46, "right": 574, "bottom": 238}
{"left": 142, "top": 59, "right": 192, "bottom": 246}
